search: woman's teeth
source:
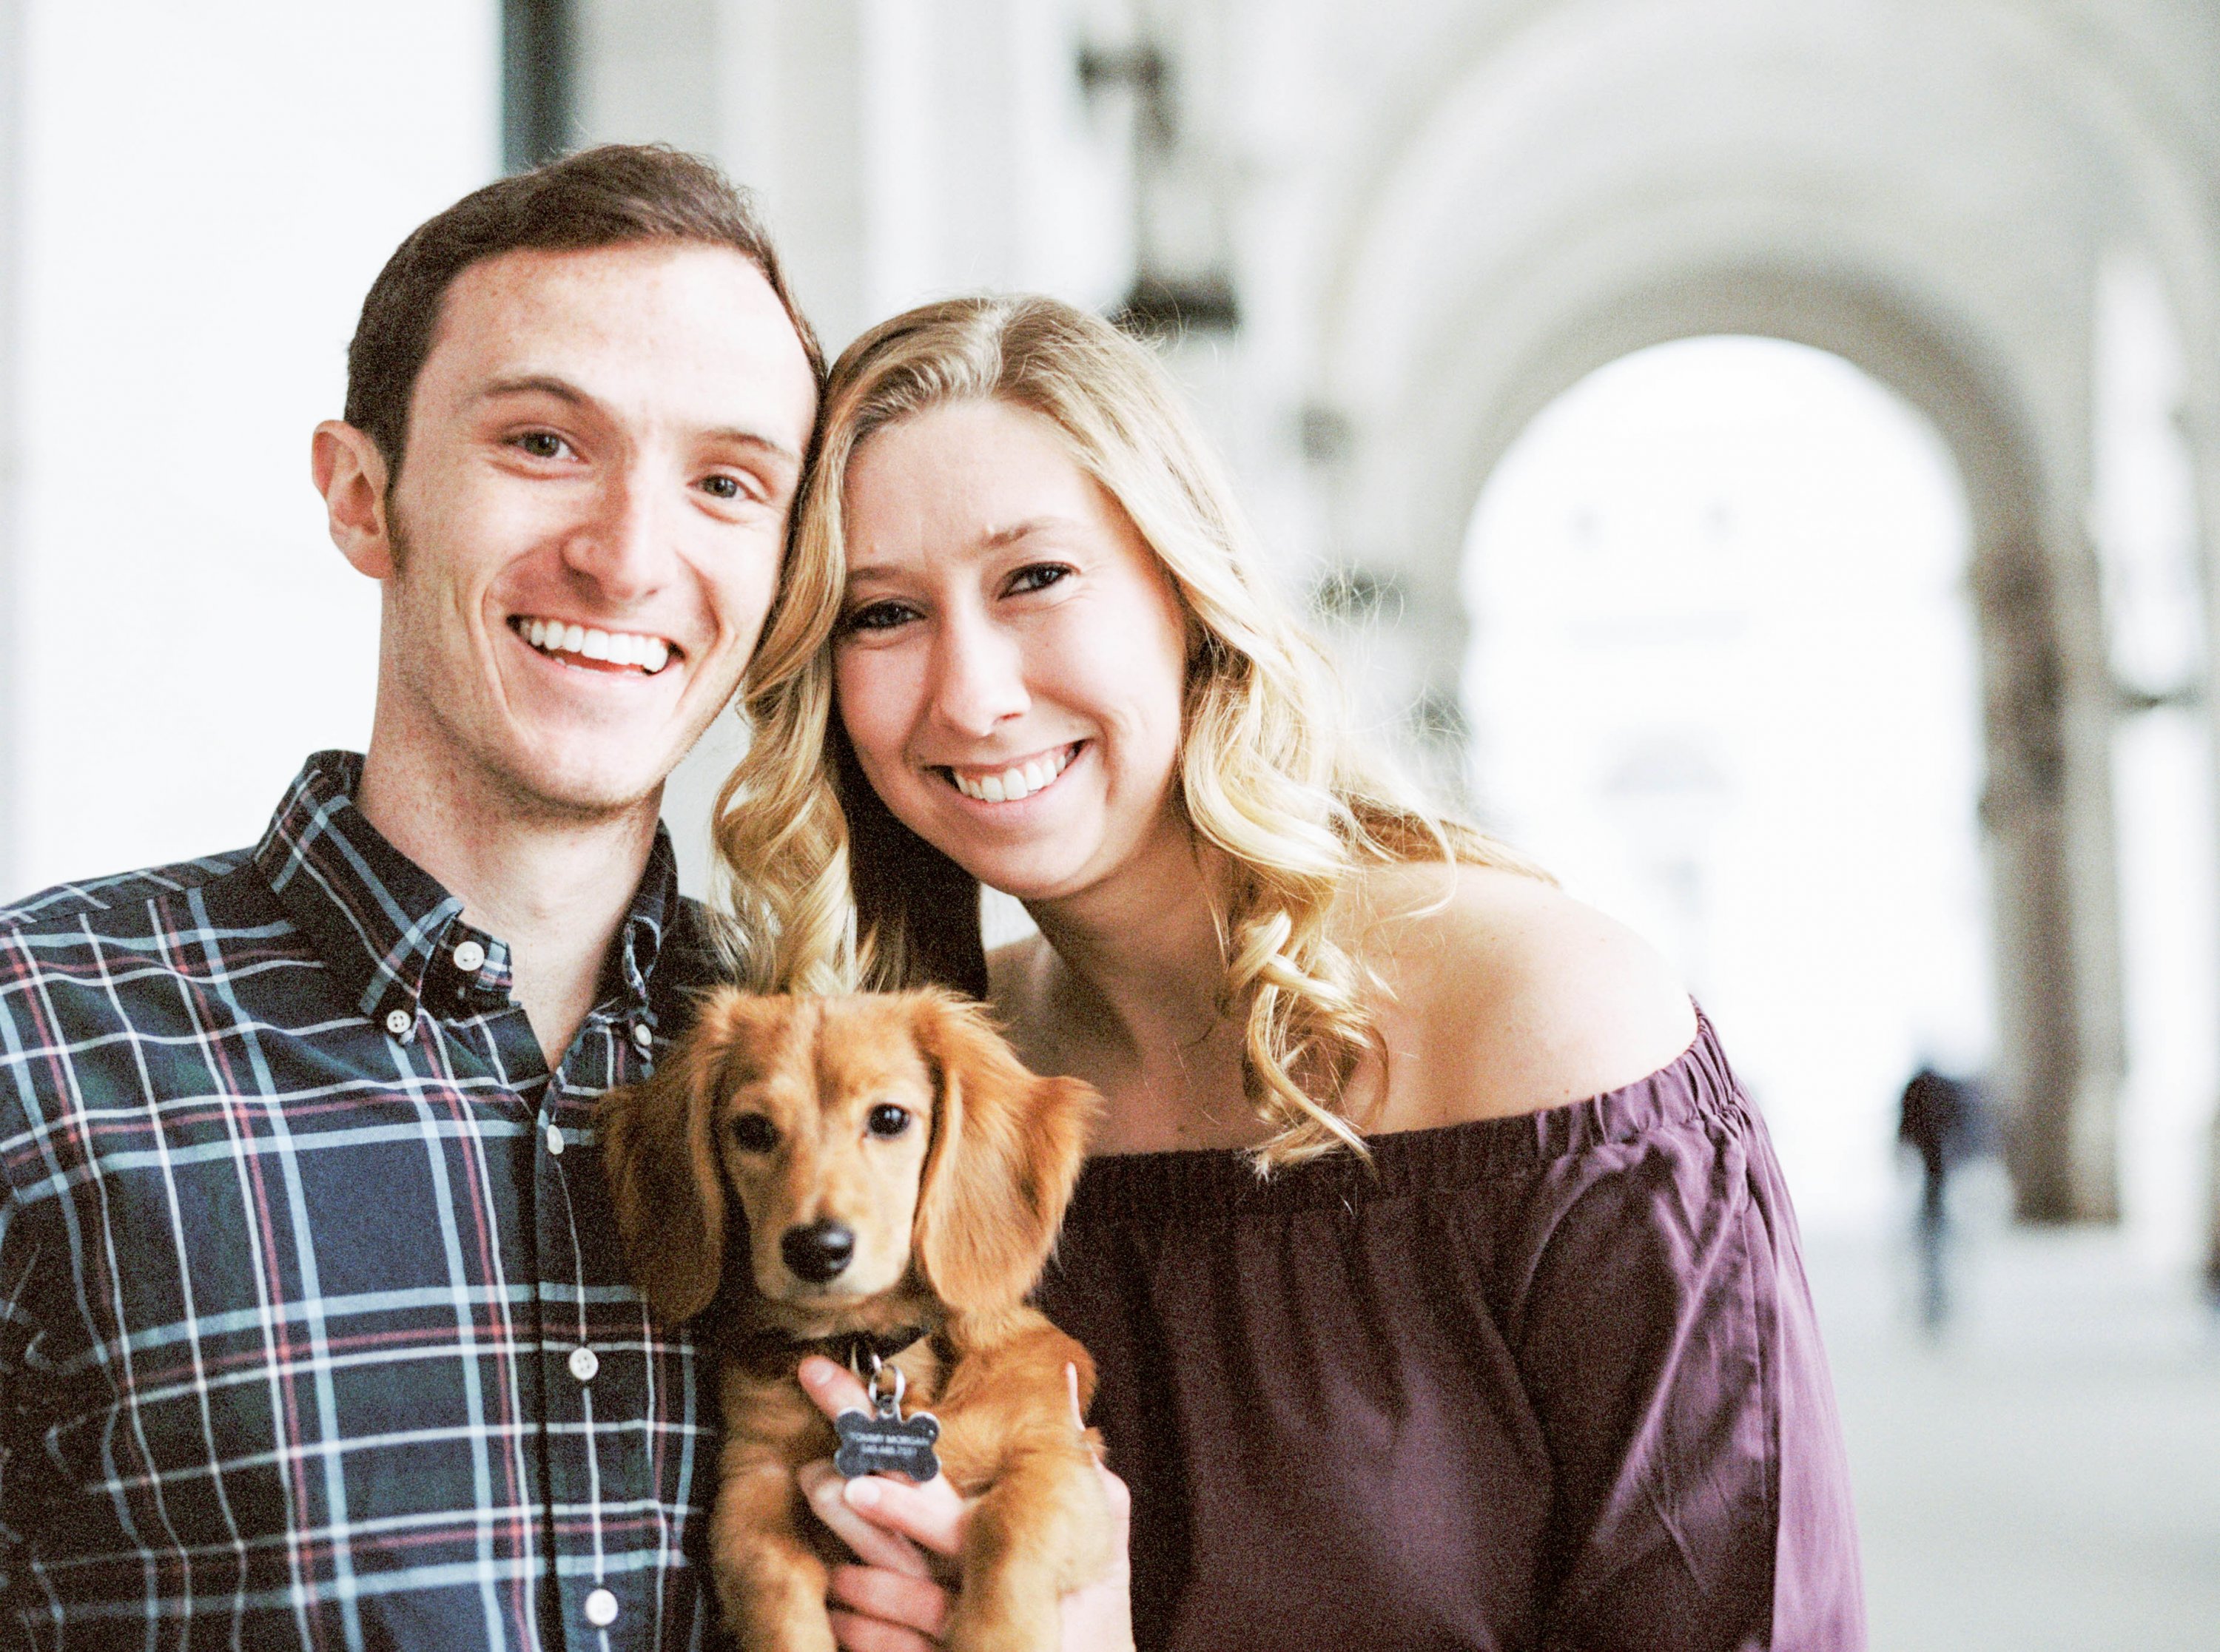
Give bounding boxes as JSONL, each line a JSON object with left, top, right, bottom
{"left": 519, "top": 617, "right": 673, "bottom": 674}
{"left": 949, "top": 746, "right": 1074, "bottom": 803}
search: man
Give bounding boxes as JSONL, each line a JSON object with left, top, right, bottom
{"left": 0, "top": 145, "right": 821, "bottom": 1648}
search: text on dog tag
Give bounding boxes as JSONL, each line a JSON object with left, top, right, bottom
{"left": 833, "top": 1401, "right": 942, "bottom": 1483}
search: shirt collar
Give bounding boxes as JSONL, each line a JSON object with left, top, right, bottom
{"left": 252, "top": 750, "right": 684, "bottom": 1030}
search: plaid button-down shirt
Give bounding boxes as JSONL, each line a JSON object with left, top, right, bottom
{"left": 0, "top": 752, "right": 719, "bottom": 1650}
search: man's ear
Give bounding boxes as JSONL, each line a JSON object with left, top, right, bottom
{"left": 312, "top": 420, "right": 396, "bottom": 579}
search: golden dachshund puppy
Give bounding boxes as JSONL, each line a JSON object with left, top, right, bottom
{"left": 598, "top": 988, "right": 1115, "bottom": 1652}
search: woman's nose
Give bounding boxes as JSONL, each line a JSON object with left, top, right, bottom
{"left": 929, "top": 614, "right": 1029, "bottom": 735}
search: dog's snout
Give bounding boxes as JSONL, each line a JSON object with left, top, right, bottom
{"left": 780, "top": 1219, "right": 856, "bottom": 1284}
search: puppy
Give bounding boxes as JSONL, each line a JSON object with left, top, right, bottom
{"left": 598, "top": 988, "right": 1115, "bottom": 1652}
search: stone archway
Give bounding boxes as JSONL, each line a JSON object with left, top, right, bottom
{"left": 1529, "top": 274, "right": 2112, "bottom": 1226}
{"left": 1262, "top": 0, "right": 2220, "bottom": 1226}
{"left": 1339, "top": 262, "right": 2122, "bottom": 1223}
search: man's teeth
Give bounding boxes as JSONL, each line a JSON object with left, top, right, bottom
{"left": 522, "top": 618, "right": 672, "bottom": 674}
{"left": 950, "top": 746, "right": 1074, "bottom": 803}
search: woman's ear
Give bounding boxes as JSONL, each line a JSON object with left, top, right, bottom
{"left": 909, "top": 991, "right": 1100, "bottom": 1315}
{"left": 596, "top": 997, "right": 741, "bottom": 1323}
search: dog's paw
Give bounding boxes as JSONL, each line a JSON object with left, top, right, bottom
{"left": 942, "top": 1579, "right": 1066, "bottom": 1652}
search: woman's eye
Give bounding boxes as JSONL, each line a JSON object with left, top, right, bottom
{"left": 866, "top": 1104, "right": 912, "bottom": 1139}
{"left": 1005, "top": 562, "right": 1072, "bottom": 597}
{"left": 515, "top": 431, "right": 571, "bottom": 460}
{"left": 699, "top": 473, "right": 752, "bottom": 502}
{"left": 841, "top": 600, "right": 918, "bottom": 635}
{"left": 731, "top": 1114, "right": 778, "bottom": 1153}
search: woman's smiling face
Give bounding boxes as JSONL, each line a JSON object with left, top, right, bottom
{"left": 832, "top": 397, "right": 1193, "bottom": 907}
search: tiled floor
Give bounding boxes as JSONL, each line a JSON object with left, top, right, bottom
{"left": 1803, "top": 1204, "right": 2220, "bottom": 1651}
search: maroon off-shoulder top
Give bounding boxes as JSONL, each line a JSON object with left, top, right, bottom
{"left": 1035, "top": 1013, "right": 1865, "bottom": 1651}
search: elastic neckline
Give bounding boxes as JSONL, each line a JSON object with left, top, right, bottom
{"left": 1063, "top": 1007, "right": 1739, "bottom": 1224}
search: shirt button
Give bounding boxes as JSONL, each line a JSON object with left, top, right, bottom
{"left": 630, "top": 1021, "right": 653, "bottom": 1050}
{"left": 569, "top": 1345, "right": 600, "bottom": 1383}
{"left": 451, "top": 939, "right": 487, "bottom": 974}
{"left": 583, "top": 1587, "right": 619, "bottom": 1628}
{"left": 383, "top": 1008, "right": 412, "bottom": 1038}
{"left": 545, "top": 1122, "right": 566, "bottom": 1156}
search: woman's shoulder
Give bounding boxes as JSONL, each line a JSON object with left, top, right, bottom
{"left": 1353, "top": 861, "right": 1697, "bottom": 1131}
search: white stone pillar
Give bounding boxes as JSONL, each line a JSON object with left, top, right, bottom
{"left": 0, "top": 0, "right": 25, "bottom": 898}
{"left": 573, "top": 0, "right": 722, "bottom": 157}
{"left": 570, "top": 0, "right": 1132, "bottom": 892}
{"left": 2181, "top": 388, "right": 2220, "bottom": 1284}
{"left": 1, "top": 1, "right": 499, "bottom": 899}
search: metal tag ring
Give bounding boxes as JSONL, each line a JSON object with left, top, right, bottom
{"left": 868, "top": 1358, "right": 906, "bottom": 1415}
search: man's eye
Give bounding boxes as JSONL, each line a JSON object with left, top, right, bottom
{"left": 515, "top": 431, "right": 570, "bottom": 460}
{"left": 1006, "top": 563, "right": 1072, "bottom": 596}
{"left": 841, "top": 601, "right": 917, "bottom": 635}
{"left": 731, "top": 1114, "right": 778, "bottom": 1153}
{"left": 866, "top": 1104, "right": 912, "bottom": 1139}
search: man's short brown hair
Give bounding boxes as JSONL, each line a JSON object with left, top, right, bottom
{"left": 344, "top": 144, "right": 824, "bottom": 477}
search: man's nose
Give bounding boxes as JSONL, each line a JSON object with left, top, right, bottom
{"left": 929, "top": 611, "right": 1029, "bottom": 735}
{"left": 563, "top": 467, "right": 671, "bottom": 602}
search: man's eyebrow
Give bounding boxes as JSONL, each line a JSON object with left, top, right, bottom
{"left": 471, "top": 374, "right": 804, "bottom": 465}
{"left": 472, "top": 374, "right": 593, "bottom": 409}
{"left": 707, "top": 425, "right": 804, "bottom": 468}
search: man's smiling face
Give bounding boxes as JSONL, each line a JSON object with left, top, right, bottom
{"left": 365, "top": 240, "right": 817, "bottom": 819}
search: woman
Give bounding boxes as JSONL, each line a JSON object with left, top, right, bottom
{"left": 716, "top": 296, "right": 1863, "bottom": 1650}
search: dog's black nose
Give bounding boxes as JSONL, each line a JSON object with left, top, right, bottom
{"left": 781, "top": 1220, "right": 855, "bottom": 1283}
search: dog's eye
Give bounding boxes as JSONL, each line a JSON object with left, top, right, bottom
{"left": 731, "top": 1114, "right": 778, "bottom": 1153}
{"left": 866, "top": 1104, "right": 912, "bottom": 1139}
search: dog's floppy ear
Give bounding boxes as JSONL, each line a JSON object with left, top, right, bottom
{"left": 596, "top": 990, "right": 750, "bottom": 1324}
{"left": 909, "top": 990, "right": 1100, "bottom": 1315}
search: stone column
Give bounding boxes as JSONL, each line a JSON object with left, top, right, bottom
{"left": 709, "top": 0, "right": 874, "bottom": 351}
{"left": 1971, "top": 530, "right": 2124, "bottom": 1222}
{"left": 2179, "top": 390, "right": 2220, "bottom": 1289}
{"left": 0, "top": 0, "right": 22, "bottom": 899}
{"left": 571, "top": 0, "right": 720, "bottom": 158}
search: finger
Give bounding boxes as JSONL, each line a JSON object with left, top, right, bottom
{"left": 828, "top": 1605, "right": 939, "bottom": 1652}
{"left": 829, "top": 1562, "right": 952, "bottom": 1639}
{"left": 1097, "top": 1461, "right": 1131, "bottom": 1527}
{"left": 1060, "top": 1464, "right": 1136, "bottom": 1650}
{"left": 800, "top": 1460, "right": 934, "bottom": 1577}
{"left": 842, "top": 1471, "right": 970, "bottom": 1559}
{"left": 1066, "top": 1361, "right": 1084, "bottom": 1427}
{"left": 798, "top": 1354, "right": 874, "bottom": 1421}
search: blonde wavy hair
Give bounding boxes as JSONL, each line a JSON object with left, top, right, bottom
{"left": 713, "top": 294, "right": 1539, "bottom": 1166}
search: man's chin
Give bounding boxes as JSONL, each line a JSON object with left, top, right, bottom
{"left": 491, "top": 745, "right": 675, "bottom": 824}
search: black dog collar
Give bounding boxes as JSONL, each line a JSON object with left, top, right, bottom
{"left": 818, "top": 1324, "right": 937, "bottom": 1374}
{"left": 716, "top": 1321, "right": 938, "bottom": 1375}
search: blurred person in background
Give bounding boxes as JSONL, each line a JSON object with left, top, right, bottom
{"left": 717, "top": 294, "right": 1866, "bottom": 1651}
{"left": 1897, "top": 1059, "right": 1992, "bottom": 1334}
{"left": 0, "top": 145, "right": 820, "bottom": 1648}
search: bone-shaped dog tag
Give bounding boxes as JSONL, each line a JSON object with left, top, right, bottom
{"left": 833, "top": 1392, "right": 942, "bottom": 1482}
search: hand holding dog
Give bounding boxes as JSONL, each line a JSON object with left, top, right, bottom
{"left": 796, "top": 1358, "right": 1134, "bottom": 1652}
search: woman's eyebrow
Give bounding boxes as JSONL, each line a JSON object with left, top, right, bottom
{"left": 845, "top": 517, "right": 1084, "bottom": 585}
{"left": 979, "top": 516, "right": 1072, "bottom": 549}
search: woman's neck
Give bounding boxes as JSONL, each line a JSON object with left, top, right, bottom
{"left": 1021, "top": 832, "right": 1262, "bottom": 1149}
